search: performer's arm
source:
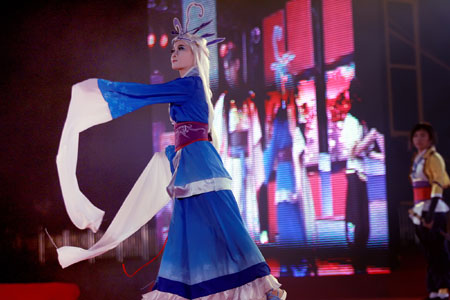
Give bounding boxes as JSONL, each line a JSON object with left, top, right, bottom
{"left": 424, "top": 153, "right": 449, "bottom": 223}
{"left": 353, "top": 128, "right": 378, "bottom": 157}
{"left": 98, "top": 76, "right": 196, "bottom": 119}
{"left": 427, "top": 153, "right": 449, "bottom": 198}
{"left": 424, "top": 197, "right": 440, "bottom": 224}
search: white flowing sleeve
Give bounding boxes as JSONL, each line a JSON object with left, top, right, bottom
{"left": 56, "top": 79, "right": 113, "bottom": 233}
{"left": 57, "top": 151, "right": 171, "bottom": 268}
{"left": 56, "top": 79, "right": 172, "bottom": 268}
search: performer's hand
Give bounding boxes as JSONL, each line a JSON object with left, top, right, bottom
{"left": 422, "top": 219, "right": 434, "bottom": 229}
{"left": 408, "top": 208, "right": 420, "bottom": 219}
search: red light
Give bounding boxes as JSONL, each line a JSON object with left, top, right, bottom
{"left": 147, "top": 33, "right": 156, "bottom": 48}
{"left": 160, "top": 33, "right": 169, "bottom": 48}
{"left": 219, "top": 43, "right": 227, "bottom": 58}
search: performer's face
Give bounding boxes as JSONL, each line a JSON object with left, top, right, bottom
{"left": 171, "top": 40, "right": 195, "bottom": 76}
{"left": 412, "top": 129, "right": 432, "bottom": 152}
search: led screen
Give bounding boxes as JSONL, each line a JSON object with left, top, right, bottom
{"left": 148, "top": 0, "right": 389, "bottom": 277}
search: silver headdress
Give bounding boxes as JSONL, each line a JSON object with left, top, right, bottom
{"left": 172, "top": 2, "right": 225, "bottom": 46}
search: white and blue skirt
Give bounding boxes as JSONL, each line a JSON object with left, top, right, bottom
{"left": 143, "top": 144, "right": 281, "bottom": 299}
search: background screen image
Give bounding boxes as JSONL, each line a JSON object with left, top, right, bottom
{"left": 148, "top": 0, "right": 389, "bottom": 277}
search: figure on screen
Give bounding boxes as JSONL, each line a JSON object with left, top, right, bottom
{"left": 214, "top": 39, "right": 266, "bottom": 242}
{"left": 264, "top": 89, "right": 319, "bottom": 276}
{"left": 295, "top": 80, "right": 318, "bottom": 237}
{"left": 340, "top": 77, "right": 383, "bottom": 274}
{"left": 55, "top": 3, "right": 287, "bottom": 299}
{"left": 262, "top": 24, "right": 317, "bottom": 276}
{"left": 264, "top": 99, "right": 306, "bottom": 244}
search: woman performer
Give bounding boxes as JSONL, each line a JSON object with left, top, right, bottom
{"left": 55, "top": 3, "right": 286, "bottom": 300}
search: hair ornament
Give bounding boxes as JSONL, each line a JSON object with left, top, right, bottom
{"left": 200, "top": 33, "right": 215, "bottom": 38}
{"left": 206, "top": 38, "right": 226, "bottom": 46}
{"left": 192, "top": 20, "right": 213, "bottom": 34}
{"left": 172, "top": 2, "right": 225, "bottom": 46}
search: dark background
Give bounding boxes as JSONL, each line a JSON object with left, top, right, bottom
{"left": 1, "top": 0, "right": 449, "bottom": 298}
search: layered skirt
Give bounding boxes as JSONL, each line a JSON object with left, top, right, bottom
{"left": 142, "top": 190, "right": 280, "bottom": 300}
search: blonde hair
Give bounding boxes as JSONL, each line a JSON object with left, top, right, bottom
{"left": 173, "top": 34, "right": 218, "bottom": 149}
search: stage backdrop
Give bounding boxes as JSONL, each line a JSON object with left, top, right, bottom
{"left": 148, "top": 0, "right": 389, "bottom": 277}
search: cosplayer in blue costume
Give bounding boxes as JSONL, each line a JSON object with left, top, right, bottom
{"left": 264, "top": 102, "right": 307, "bottom": 246}
{"left": 265, "top": 24, "right": 306, "bottom": 246}
{"left": 264, "top": 102, "right": 308, "bottom": 278}
{"left": 56, "top": 3, "right": 286, "bottom": 300}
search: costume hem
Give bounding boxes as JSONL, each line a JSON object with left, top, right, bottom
{"left": 141, "top": 274, "right": 281, "bottom": 300}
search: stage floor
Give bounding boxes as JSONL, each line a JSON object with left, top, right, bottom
{"left": 3, "top": 247, "right": 428, "bottom": 300}
{"left": 278, "top": 249, "right": 427, "bottom": 299}
{"left": 333, "top": 298, "right": 422, "bottom": 300}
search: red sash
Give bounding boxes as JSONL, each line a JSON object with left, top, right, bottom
{"left": 174, "top": 122, "right": 209, "bottom": 151}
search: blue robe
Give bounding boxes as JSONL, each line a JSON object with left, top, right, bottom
{"left": 264, "top": 107, "right": 306, "bottom": 245}
{"left": 99, "top": 68, "right": 273, "bottom": 299}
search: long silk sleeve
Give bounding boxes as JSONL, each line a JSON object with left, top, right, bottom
{"left": 98, "top": 77, "right": 195, "bottom": 119}
{"left": 56, "top": 74, "right": 205, "bottom": 268}
{"left": 57, "top": 76, "right": 197, "bottom": 232}
{"left": 57, "top": 152, "right": 172, "bottom": 268}
{"left": 56, "top": 79, "right": 113, "bottom": 233}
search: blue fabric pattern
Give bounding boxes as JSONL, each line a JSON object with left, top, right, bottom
{"left": 277, "top": 201, "right": 306, "bottom": 244}
{"left": 264, "top": 107, "right": 306, "bottom": 245}
{"left": 264, "top": 109, "right": 295, "bottom": 193}
{"left": 173, "top": 141, "right": 231, "bottom": 187}
{"left": 98, "top": 75, "right": 207, "bottom": 124}
{"left": 158, "top": 190, "right": 266, "bottom": 284}
{"left": 97, "top": 70, "right": 271, "bottom": 298}
{"left": 155, "top": 262, "right": 270, "bottom": 299}
{"left": 98, "top": 73, "right": 230, "bottom": 192}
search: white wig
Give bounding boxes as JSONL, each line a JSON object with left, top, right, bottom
{"left": 173, "top": 34, "right": 218, "bottom": 150}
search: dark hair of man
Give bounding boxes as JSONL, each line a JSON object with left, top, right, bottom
{"left": 410, "top": 122, "right": 437, "bottom": 146}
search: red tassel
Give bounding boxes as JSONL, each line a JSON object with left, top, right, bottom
{"left": 122, "top": 237, "right": 168, "bottom": 278}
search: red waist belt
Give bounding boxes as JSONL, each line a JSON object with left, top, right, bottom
{"left": 174, "top": 122, "right": 210, "bottom": 151}
{"left": 412, "top": 181, "right": 431, "bottom": 203}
